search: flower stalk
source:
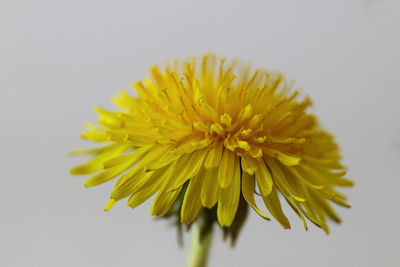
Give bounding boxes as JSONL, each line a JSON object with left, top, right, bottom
{"left": 186, "top": 210, "right": 214, "bottom": 267}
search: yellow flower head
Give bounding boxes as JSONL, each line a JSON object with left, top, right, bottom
{"left": 71, "top": 53, "right": 353, "bottom": 234}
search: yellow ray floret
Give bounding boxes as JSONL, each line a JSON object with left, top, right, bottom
{"left": 71, "top": 53, "right": 353, "bottom": 233}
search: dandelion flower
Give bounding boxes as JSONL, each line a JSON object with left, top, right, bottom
{"left": 71, "top": 53, "right": 353, "bottom": 234}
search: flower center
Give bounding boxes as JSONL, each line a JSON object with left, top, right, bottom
{"left": 191, "top": 106, "right": 267, "bottom": 158}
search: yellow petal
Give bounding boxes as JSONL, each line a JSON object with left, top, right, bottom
{"left": 263, "top": 148, "right": 301, "bottom": 166}
{"left": 151, "top": 185, "right": 183, "bottom": 217}
{"left": 201, "top": 167, "right": 220, "bottom": 208}
{"left": 80, "top": 131, "right": 110, "bottom": 142}
{"left": 111, "top": 168, "right": 154, "bottom": 200}
{"left": 150, "top": 158, "right": 188, "bottom": 217}
{"left": 103, "top": 145, "right": 151, "bottom": 169}
{"left": 104, "top": 199, "right": 116, "bottom": 211}
{"left": 241, "top": 155, "right": 258, "bottom": 175}
{"left": 111, "top": 90, "right": 138, "bottom": 109}
{"left": 95, "top": 106, "right": 123, "bottom": 128}
{"left": 262, "top": 186, "right": 291, "bottom": 229}
{"left": 249, "top": 146, "right": 263, "bottom": 158}
{"left": 282, "top": 191, "right": 308, "bottom": 231}
{"left": 238, "top": 141, "right": 251, "bottom": 151}
{"left": 336, "top": 178, "right": 354, "bottom": 187}
{"left": 198, "top": 97, "right": 219, "bottom": 121}
{"left": 127, "top": 132, "right": 158, "bottom": 146}
{"left": 217, "top": 156, "right": 241, "bottom": 227}
{"left": 83, "top": 155, "right": 136, "bottom": 188}
{"left": 270, "top": 137, "right": 306, "bottom": 144}
{"left": 218, "top": 149, "right": 237, "bottom": 188}
{"left": 268, "top": 160, "right": 306, "bottom": 202}
{"left": 302, "top": 190, "right": 330, "bottom": 233}
{"left": 239, "top": 104, "right": 253, "bottom": 121}
{"left": 298, "top": 201, "right": 325, "bottom": 231}
{"left": 319, "top": 198, "right": 342, "bottom": 223}
{"left": 210, "top": 123, "right": 225, "bottom": 135}
{"left": 181, "top": 169, "right": 205, "bottom": 224}
{"left": 241, "top": 172, "right": 270, "bottom": 220}
{"left": 193, "top": 121, "right": 208, "bottom": 132}
{"left": 69, "top": 144, "right": 115, "bottom": 156}
{"left": 70, "top": 144, "right": 129, "bottom": 175}
{"left": 204, "top": 142, "right": 223, "bottom": 169}
{"left": 140, "top": 145, "right": 174, "bottom": 170}
{"left": 248, "top": 114, "right": 263, "bottom": 128}
{"left": 127, "top": 170, "right": 166, "bottom": 209}
{"left": 144, "top": 151, "right": 181, "bottom": 171}
{"left": 254, "top": 159, "right": 273, "bottom": 196}
{"left": 327, "top": 195, "right": 351, "bottom": 208}
{"left": 220, "top": 113, "right": 232, "bottom": 128}
{"left": 287, "top": 166, "right": 324, "bottom": 189}
{"left": 170, "top": 149, "right": 207, "bottom": 189}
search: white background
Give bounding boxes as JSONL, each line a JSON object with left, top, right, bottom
{"left": 1, "top": 0, "right": 399, "bottom": 266}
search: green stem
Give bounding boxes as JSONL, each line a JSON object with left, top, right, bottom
{"left": 186, "top": 211, "right": 213, "bottom": 267}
